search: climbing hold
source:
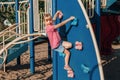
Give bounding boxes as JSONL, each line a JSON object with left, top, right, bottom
{"left": 58, "top": 11, "right": 63, "bottom": 19}
{"left": 67, "top": 70, "right": 74, "bottom": 78}
{"left": 86, "top": 24, "right": 89, "bottom": 29}
{"left": 59, "top": 52, "right": 65, "bottom": 57}
{"left": 71, "top": 18, "right": 78, "bottom": 26}
{"left": 75, "top": 41, "right": 82, "bottom": 50}
{"left": 81, "top": 64, "right": 90, "bottom": 73}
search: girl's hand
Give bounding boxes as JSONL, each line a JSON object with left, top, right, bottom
{"left": 56, "top": 10, "right": 63, "bottom": 19}
{"left": 69, "top": 16, "right": 75, "bottom": 20}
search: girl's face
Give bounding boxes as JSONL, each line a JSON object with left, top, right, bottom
{"left": 44, "top": 16, "right": 53, "bottom": 26}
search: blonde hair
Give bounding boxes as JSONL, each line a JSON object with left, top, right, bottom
{"left": 44, "top": 13, "right": 52, "bottom": 20}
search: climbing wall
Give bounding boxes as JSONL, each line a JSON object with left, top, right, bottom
{"left": 52, "top": 0, "right": 104, "bottom": 80}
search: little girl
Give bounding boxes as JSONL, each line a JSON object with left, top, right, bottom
{"left": 44, "top": 10, "right": 75, "bottom": 77}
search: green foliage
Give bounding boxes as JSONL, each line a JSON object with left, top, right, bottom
{"left": 0, "top": 11, "right": 15, "bottom": 31}
{"left": 0, "top": 0, "right": 16, "bottom": 31}
{"left": 39, "top": 1, "right": 45, "bottom": 11}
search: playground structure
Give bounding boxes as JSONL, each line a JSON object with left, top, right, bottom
{"left": 0, "top": 0, "right": 119, "bottom": 80}
{"left": 0, "top": 0, "right": 52, "bottom": 72}
{"left": 52, "top": 0, "right": 120, "bottom": 80}
{"left": 83, "top": 0, "right": 120, "bottom": 55}
{"left": 82, "top": 0, "right": 120, "bottom": 54}
{"left": 100, "top": 0, "right": 120, "bottom": 55}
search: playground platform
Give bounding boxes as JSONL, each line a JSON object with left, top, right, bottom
{"left": 0, "top": 42, "right": 120, "bottom": 80}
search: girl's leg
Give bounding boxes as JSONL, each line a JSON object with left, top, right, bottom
{"left": 64, "top": 49, "right": 70, "bottom": 67}
{"left": 62, "top": 41, "right": 72, "bottom": 49}
{"left": 62, "top": 41, "right": 72, "bottom": 70}
{"left": 64, "top": 49, "right": 74, "bottom": 78}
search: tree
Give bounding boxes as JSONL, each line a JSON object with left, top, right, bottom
{"left": 0, "top": 0, "right": 15, "bottom": 31}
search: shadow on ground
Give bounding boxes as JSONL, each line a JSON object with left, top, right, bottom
{"left": 102, "top": 49, "right": 120, "bottom": 80}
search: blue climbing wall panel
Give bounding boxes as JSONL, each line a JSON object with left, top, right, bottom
{"left": 52, "top": 0, "right": 104, "bottom": 80}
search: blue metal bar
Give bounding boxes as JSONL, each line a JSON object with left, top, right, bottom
{"left": 15, "top": 0, "right": 21, "bottom": 65}
{"left": 95, "top": 0, "right": 101, "bottom": 49}
{"left": 29, "top": 0, "right": 35, "bottom": 74}
{"left": 52, "top": 0, "right": 58, "bottom": 80}
{"left": 48, "top": 41, "right": 51, "bottom": 61}
{"left": 15, "top": 0, "right": 19, "bottom": 24}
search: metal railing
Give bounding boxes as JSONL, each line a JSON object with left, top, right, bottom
{"left": 39, "top": 10, "right": 45, "bottom": 33}
{"left": 82, "top": 0, "right": 95, "bottom": 18}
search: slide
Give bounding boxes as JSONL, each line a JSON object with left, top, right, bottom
{"left": 0, "top": 24, "right": 43, "bottom": 71}
{"left": 0, "top": 32, "right": 29, "bottom": 71}
{"left": 52, "top": 0, "right": 104, "bottom": 80}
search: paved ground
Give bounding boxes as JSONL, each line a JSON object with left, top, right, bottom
{"left": 102, "top": 47, "right": 120, "bottom": 80}
{"left": 0, "top": 42, "right": 52, "bottom": 80}
{"left": 0, "top": 41, "right": 120, "bottom": 80}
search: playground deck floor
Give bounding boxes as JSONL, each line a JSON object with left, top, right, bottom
{"left": 0, "top": 42, "right": 120, "bottom": 80}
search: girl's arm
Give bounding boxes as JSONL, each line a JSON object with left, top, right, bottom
{"left": 54, "top": 16, "right": 75, "bottom": 29}
{"left": 53, "top": 10, "right": 63, "bottom": 21}
{"left": 53, "top": 12, "right": 58, "bottom": 21}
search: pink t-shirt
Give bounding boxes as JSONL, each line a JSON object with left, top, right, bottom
{"left": 46, "top": 25, "right": 61, "bottom": 49}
